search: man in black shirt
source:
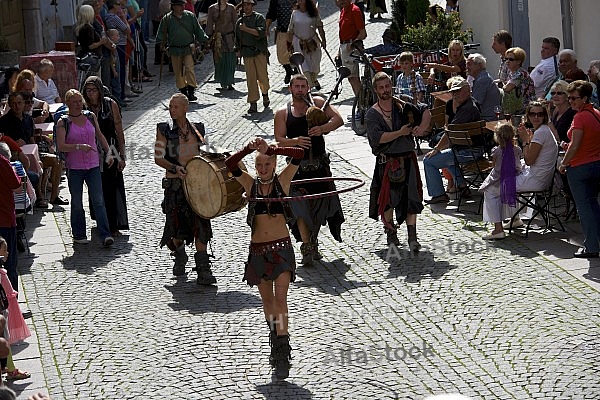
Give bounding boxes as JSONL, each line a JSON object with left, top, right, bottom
{"left": 422, "top": 77, "right": 483, "bottom": 204}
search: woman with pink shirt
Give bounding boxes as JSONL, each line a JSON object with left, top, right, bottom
{"left": 56, "top": 89, "right": 115, "bottom": 247}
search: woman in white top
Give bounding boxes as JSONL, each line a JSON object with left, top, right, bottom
{"left": 481, "top": 101, "right": 558, "bottom": 239}
{"left": 287, "top": 0, "right": 325, "bottom": 91}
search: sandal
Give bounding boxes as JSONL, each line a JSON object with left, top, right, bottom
{"left": 6, "top": 368, "right": 31, "bottom": 380}
{"left": 35, "top": 199, "right": 49, "bottom": 208}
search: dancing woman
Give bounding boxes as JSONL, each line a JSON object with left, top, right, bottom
{"left": 225, "top": 137, "right": 304, "bottom": 380}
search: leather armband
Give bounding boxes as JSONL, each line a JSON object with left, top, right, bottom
{"left": 266, "top": 146, "right": 305, "bottom": 160}
{"left": 225, "top": 144, "right": 254, "bottom": 174}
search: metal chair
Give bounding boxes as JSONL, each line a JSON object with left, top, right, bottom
{"left": 505, "top": 168, "right": 566, "bottom": 238}
{"left": 446, "top": 121, "right": 493, "bottom": 213}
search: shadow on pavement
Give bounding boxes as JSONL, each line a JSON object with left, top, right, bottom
{"left": 164, "top": 283, "right": 262, "bottom": 314}
{"left": 374, "top": 248, "right": 455, "bottom": 283}
{"left": 61, "top": 235, "right": 133, "bottom": 274}
{"left": 294, "top": 258, "right": 372, "bottom": 295}
{"left": 255, "top": 380, "right": 312, "bottom": 399}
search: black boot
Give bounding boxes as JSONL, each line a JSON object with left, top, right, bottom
{"left": 384, "top": 226, "right": 400, "bottom": 246}
{"left": 187, "top": 85, "right": 197, "bottom": 101}
{"left": 266, "top": 320, "right": 277, "bottom": 367}
{"left": 194, "top": 251, "right": 216, "bottom": 285}
{"left": 310, "top": 230, "right": 322, "bottom": 260}
{"left": 300, "top": 243, "right": 314, "bottom": 266}
{"left": 407, "top": 225, "right": 421, "bottom": 253}
{"left": 179, "top": 87, "right": 187, "bottom": 97}
{"left": 283, "top": 64, "right": 293, "bottom": 84}
{"left": 171, "top": 244, "right": 188, "bottom": 276}
{"left": 272, "top": 335, "right": 291, "bottom": 380}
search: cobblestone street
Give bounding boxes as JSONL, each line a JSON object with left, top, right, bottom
{"left": 14, "top": 1, "right": 600, "bottom": 399}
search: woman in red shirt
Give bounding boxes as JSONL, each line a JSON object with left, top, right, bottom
{"left": 559, "top": 80, "right": 600, "bottom": 258}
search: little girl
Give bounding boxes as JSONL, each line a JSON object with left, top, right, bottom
{"left": 0, "top": 236, "right": 31, "bottom": 381}
{"left": 479, "top": 123, "right": 523, "bottom": 239}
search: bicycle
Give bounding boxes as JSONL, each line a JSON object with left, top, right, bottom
{"left": 76, "top": 53, "right": 102, "bottom": 92}
{"left": 350, "top": 42, "right": 378, "bottom": 136}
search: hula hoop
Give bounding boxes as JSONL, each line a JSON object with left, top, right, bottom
{"left": 242, "top": 177, "right": 365, "bottom": 202}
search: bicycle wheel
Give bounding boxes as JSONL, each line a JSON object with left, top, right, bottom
{"left": 352, "top": 84, "right": 374, "bottom": 135}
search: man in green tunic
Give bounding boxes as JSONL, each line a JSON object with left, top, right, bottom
{"left": 236, "top": 0, "right": 271, "bottom": 114}
{"left": 157, "top": 0, "right": 208, "bottom": 101}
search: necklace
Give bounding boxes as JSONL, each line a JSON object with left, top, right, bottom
{"left": 258, "top": 175, "right": 274, "bottom": 185}
{"left": 68, "top": 113, "right": 82, "bottom": 117}
{"left": 377, "top": 101, "right": 392, "bottom": 119}
{"left": 178, "top": 123, "right": 189, "bottom": 141}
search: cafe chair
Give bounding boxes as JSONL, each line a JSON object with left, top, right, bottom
{"left": 505, "top": 168, "right": 566, "bottom": 238}
{"left": 446, "top": 121, "right": 493, "bottom": 213}
{"left": 14, "top": 174, "right": 32, "bottom": 255}
{"left": 420, "top": 105, "right": 446, "bottom": 155}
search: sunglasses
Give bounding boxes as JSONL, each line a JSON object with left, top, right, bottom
{"left": 550, "top": 91, "right": 565, "bottom": 96}
{"left": 567, "top": 96, "right": 582, "bottom": 101}
{"left": 529, "top": 111, "right": 546, "bottom": 118}
{"left": 505, "top": 57, "right": 517, "bottom": 62}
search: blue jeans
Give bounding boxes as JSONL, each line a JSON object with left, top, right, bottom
{"left": 67, "top": 167, "right": 111, "bottom": 241}
{"left": 567, "top": 160, "right": 600, "bottom": 252}
{"left": 423, "top": 148, "right": 483, "bottom": 197}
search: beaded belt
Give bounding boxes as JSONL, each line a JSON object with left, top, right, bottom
{"left": 249, "top": 237, "right": 292, "bottom": 256}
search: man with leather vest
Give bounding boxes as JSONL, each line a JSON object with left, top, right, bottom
{"left": 265, "top": 0, "right": 296, "bottom": 84}
{"left": 274, "top": 74, "right": 345, "bottom": 265}
{"left": 156, "top": 0, "right": 208, "bottom": 101}
{"left": 154, "top": 93, "right": 216, "bottom": 284}
{"left": 365, "top": 72, "right": 431, "bottom": 251}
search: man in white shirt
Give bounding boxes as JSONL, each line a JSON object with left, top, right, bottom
{"left": 34, "top": 59, "right": 61, "bottom": 104}
{"left": 530, "top": 37, "right": 560, "bottom": 99}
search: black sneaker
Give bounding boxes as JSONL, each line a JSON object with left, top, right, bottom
{"left": 50, "top": 196, "right": 69, "bottom": 205}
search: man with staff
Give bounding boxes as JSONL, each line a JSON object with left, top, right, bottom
{"left": 274, "top": 74, "right": 345, "bottom": 266}
{"left": 154, "top": 93, "right": 217, "bottom": 285}
{"left": 365, "top": 72, "right": 431, "bottom": 251}
{"left": 156, "top": 0, "right": 208, "bottom": 102}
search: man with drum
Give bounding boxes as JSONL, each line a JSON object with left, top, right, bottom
{"left": 274, "top": 74, "right": 345, "bottom": 266}
{"left": 365, "top": 72, "right": 431, "bottom": 251}
{"left": 154, "top": 93, "right": 217, "bottom": 285}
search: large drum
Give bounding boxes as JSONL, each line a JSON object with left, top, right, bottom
{"left": 184, "top": 152, "right": 247, "bottom": 219}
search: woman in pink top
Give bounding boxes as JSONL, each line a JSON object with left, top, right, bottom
{"left": 56, "top": 89, "right": 115, "bottom": 247}
{"left": 559, "top": 80, "right": 600, "bottom": 258}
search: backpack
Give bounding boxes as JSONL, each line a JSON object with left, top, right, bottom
{"left": 55, "top": 110, "right": 98, "bottom": 163}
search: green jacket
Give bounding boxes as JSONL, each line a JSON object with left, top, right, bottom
{"left": 235, "top": 12, "right": 269, "bottom": 58}
{"left": 156, "top": 11, "right": 208, "bottom": 57}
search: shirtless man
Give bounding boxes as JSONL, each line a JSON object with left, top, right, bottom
{"left": 154, "top": 93, "right": 216, "bottom": 284}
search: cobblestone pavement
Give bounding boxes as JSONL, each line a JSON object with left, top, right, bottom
{"left": 16, "top": 1, "right": 600, "bottom": 399}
